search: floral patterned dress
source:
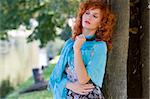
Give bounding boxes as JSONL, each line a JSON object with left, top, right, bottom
{"left": 65, "top": 65, "right": 105, "bottom": 99}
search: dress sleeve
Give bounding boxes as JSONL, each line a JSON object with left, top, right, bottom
{"left": 48, "top": 39, "right": 73, "bottom": 98}
{"left": 86, "top": 41, "right": 107, "bottom": 87}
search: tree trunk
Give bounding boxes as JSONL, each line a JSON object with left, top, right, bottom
{"left": 103, "top": 0, "right": 129, "bottom": 99}
{"left": 140, "top": 0, "right": 149, "bottom": 98}
{"left": 127, "top": 0, "right": 143, "bottom": 98}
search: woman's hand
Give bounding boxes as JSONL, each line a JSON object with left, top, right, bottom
{"left": 66, "top": 81, "right": 95, "bottom": 95}
{"left": 73, "top": 34, "right": 86, "bottom": 51}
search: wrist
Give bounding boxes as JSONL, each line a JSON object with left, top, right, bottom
{"left": 73, "top": 48, "right": 80, "bottom": 53}
{"left": 66, "top": 82, "right": 73, "bottom": 90}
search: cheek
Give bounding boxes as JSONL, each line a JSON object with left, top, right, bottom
{"left": 82, "top": 14, "right": 86, "bottom": 21}
{"left": 92, "top": 20, "right": 100, "bottom": 27}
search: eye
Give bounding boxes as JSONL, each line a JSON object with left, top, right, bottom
{"left": 85, "top": 12, "right": 90, "bottom": 15}
{"left": 93, "top": 15, "right": 98, "bottom": 18}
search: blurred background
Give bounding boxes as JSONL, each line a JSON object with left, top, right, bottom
{"left": 0, "top": 0, "right": 81, "bottom": 98}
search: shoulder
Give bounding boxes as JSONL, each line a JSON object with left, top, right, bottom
{"left": 64, "top": 38, "right": 73, "bottom": 45}
{"left": 94, "top": 41, "right": 107, "bottom": 48}
{"left": 61, "top": 38, "right": 74, "bottom": 52}
{"left": 63, "top": 38, "right": 74, "bottom": 47}
{"left": 94, "top": 41, "right": 107, "bottom": 53}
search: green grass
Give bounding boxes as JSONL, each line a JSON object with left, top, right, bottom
{"left": 6, "top": 63, "right": 56, "bottom": 99}
{"left": 6, "top": 90, "right": 53, "bottom": 99}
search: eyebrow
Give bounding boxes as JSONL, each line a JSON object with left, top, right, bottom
{"left": 86, "top": 10, "right": 100, "bottom": 15}
{"left": 93, "top": 13, "right": 99, "bottom": 15}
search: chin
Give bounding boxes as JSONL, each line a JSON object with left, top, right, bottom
{"left": 82, "top": 25, "right": 91, "bottom": 29}
{"left": 82, "top": 26, "right": 95, "bottom": 30}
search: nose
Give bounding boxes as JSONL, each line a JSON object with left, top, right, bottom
{"left": 87, "top": 14, "right": 92, "bottom": 20}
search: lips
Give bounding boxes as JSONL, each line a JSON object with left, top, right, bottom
{"left": 85, "top": 20, "right": 90, "bottom": 24}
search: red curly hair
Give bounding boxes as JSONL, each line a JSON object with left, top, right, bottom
{"left": 72, "top": 0, "right": 116, "bottom": 51}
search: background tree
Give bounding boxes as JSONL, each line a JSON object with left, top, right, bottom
{"left": 0, "top": 0, "right": 81, "bottom": 47}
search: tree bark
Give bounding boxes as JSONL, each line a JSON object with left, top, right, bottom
{"left": 140, "top": 0, "right": 149, "bottom": 98}
{"left": 103, "top": 0, "right": 129, "bottom": 99}
{"left": 127, "top": 0, "right": 142, "bottom": 98}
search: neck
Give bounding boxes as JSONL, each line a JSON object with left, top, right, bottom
{"left": 82, "top": 28, "right": 96, "bottom": 36}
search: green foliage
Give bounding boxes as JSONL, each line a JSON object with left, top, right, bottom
{"left": 27, "top": 13, "right": 56, "bottom": 48}
{"left": 43, "top": 64, "right": 55, "bottom": 80}
{"left": 0, "top": 0, "right": 81, "bottom": 47}
{"left": 0, "top": 31, "right": 9, "bottom": 40}
{"left": 0, "top": 79, "right": 14, "bottom": 98}
{"left": 7, "top": 90, "right": 53, "bottom": 99}
{"left": 60, "top": 24, "right": 72, "bottom": 41}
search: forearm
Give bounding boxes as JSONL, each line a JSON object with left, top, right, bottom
{"left": 74, "top": 49, "right": 90, "bottom": 84}
{"left": 66, "top": 82, "right": 73, "bottom": 90}
{"left": 66, "top": 81, "right": 95, "bottom": 95}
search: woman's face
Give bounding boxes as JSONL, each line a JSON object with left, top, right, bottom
{"left": 82, "top": 8, "right": 102, "bottom": 31}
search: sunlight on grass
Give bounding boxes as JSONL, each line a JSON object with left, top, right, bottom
{"left": 18, "top": 90, "right": 53, "bottom": 99}
{"left": 49, "top": 55, "right": 60, "bottom": 64}
{"left": 7, "top": 90, "right": 53, "bottom": 99}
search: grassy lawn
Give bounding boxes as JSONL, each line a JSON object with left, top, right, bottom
{"left": 6, "top": 62, "right": 56, "bottom": 99}
{"left": 7, "top": 90, "right": 53, "bottom": 99}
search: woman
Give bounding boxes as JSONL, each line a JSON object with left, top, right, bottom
{"left": 48, "top": 0, "right": 115, "bottom": 99}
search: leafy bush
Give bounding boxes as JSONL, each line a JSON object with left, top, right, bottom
{"left": 0, "top": 79, "right": 14, "bottom": 98}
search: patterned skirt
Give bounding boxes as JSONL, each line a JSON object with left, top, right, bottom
{"left": 65, "top": 65, "right": 105, "bottom": 99}
{"left": 66, "top": 86, "right": 105, "bottom": 99}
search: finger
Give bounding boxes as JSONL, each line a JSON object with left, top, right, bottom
{"left": 81, "top": 34, "right": 85, "bottom": 39}
{"left": 80, "top": 92, "right": 89, "bottom": 95}
{"left": 79, "top": 91, "right": 90, "bottom": 95}
{"left": 84, "top": 83, "right": 94, "bottom": 87}
{"left": 78, "top": 34, "right": 85, "bottom": 38}
{"left": 75, "top": 36, "right": 82, "bottom": 41}
{"left": 76, "top": 36, "right": 85, "bottom": 42}
{"left": 79, "top": 89, "right": 93, "bottom": 95}
{"left": 75, "top": 36, "right": 79, "bottom": 40}
{"left": 78, "top": 34, "right": 83, "bottom": 37}
{"left": 84, "top": 88, "right": 94, "bottom": 92}
{"left": 83, "top": 84, "right": 95, "bottom": 89}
